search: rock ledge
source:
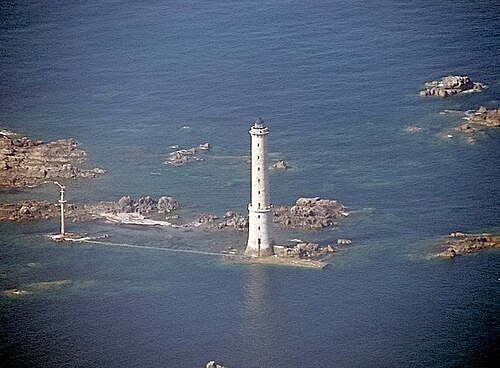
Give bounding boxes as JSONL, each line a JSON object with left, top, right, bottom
{"left": 0, "top": 130, "right": 105, "bottom": 188}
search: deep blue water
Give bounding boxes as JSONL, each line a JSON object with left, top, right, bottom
{"left": 1, "top": 1, "right": 499, "bottom": 367}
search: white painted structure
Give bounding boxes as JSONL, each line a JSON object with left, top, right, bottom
{"left": 54, "top": 181, "right": 66, "bottom": 235}
{"left": 245, "top": 118, "right": 273, "bottom": 257}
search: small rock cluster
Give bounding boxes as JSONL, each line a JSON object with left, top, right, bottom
{"left": 0, "top": 131, "right": 105, "bottom": 188}
{"left": 420, "top": 75, "right": 484, "bottom": 97}
{"left": 434, "top": 232, "right": 500, "bottom": 259}
{"left": 196, "top": 213, "right": 219, "bottom": 225}
{"left": 164, "top": 143, "right": 210, "bottom": 166}
{"left": 117, "top": 196, "right": 179, "bottom": 215}
{"left": 273, "top": 197, "right": 348, "bottom": 229}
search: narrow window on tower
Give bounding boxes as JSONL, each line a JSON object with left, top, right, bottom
{"left": 258, "top": 179, "right": 260, "bottom": 183}
{"left": 257, "top": 167, "right": 260, "bottom": 171}
{"left": 257, "top": 143, "right": 260, "bottom": 147}
{"left": 258, "top": 203, "right": 261, "bottom": 208}
{"left": 258, "top": 191, "right": 260, "bottom": 194}
{"left": 258, "top": 215, "right": 260, "bottom": 219}
{"left": 258, "top": 227, "right": 260, "bottom": 231}
{"left": 258, "top": 238, "right": 261, "bottom": 245}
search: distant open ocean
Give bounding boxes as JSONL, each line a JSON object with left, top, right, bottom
{"left": 1, "top": 1, "right": 499, "bottom": 367}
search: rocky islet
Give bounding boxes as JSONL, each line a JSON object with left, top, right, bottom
{"left": 434, "top": 232, "right": 500, "bottom": 259}
{"left": 420, "top": 75, "right": 484, "bottom": 97}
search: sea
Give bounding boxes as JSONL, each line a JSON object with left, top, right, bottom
{"left": 0, "top": 1, "right": 499, "bottom": 367}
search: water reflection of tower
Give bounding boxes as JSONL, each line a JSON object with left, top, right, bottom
{"left": 245, "top": 118, "right": 273, "bottom": 257}
{"left": 241, "top": 266, "right": 275, "bottom": 363}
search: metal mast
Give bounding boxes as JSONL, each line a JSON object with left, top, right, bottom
{"left": 54, "top": 181, "right": 66, "bottom": 236}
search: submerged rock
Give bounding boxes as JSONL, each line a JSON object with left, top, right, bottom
{"left": 164, "top": 143, "right": 211, "bottom": 166}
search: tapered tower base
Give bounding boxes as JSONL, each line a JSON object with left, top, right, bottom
{"left": 245, "top": 206, "right": 273, "bottom": 257}
{"left": 245, "top": 118, "right": 273, "bottom": 257}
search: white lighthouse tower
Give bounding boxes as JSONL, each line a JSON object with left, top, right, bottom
{"left": 245, "top": 118, "right": 273, "bottom": 257}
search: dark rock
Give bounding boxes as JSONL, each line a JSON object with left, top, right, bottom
{"left": 206, "top": 361, "right": 226, "bottom": 368}
{"left": 271, "top": 160, "right": 288, "bottom": 170}
{"left": 135, "top": 196, "right": 156, "bottom": 215}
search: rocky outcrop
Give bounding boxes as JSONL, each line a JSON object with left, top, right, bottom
{"left": 271, "top": 160, "right": 288, "bottom": 170}
{"left": 434, "top": 232, "right": 500, "bottom": 259}
{"left": 0, "top": 200, "right": 118, "bottom": 222}
{"left": 0, "top": 195, "right": 349, "bottom": 233}
{"left": 0, "top": 130, "right": 105, "bottom": 188}
{"left": 164, "top": 143, "right": 210, "bottom": 166}
{"left": 117, "top": 196, "right": 179, "bottom": 215}
{"left": 449, "top": 107, "right": 500, "bottom": 142}
{"left": 272, "top": 197, "right": 348, "bottom": 229}
{"left": 420, "top": 75, "right": 484, "bottom": 97}
{"left": 0, "top": 196, "right": 180, "bottom": 223}
{"left": 204, "top": 198, "right": 348, "bottom": 231}
{"left": 466, "top": 106, "right": 500, "bottom": 127}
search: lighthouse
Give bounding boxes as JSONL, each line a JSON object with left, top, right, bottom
{"left": 245, "top": 118, "right": 273, "bottom": 257}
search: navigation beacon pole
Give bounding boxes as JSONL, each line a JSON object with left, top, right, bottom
{"left": 245, "top": 118, "right": 273, "bottom": 257}
{"left": 54, "top": 181, "right": 66, "bottom": 236}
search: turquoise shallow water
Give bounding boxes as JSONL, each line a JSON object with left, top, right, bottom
{"left": 1, "top": 1, "right": 499, "bottom": 367}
